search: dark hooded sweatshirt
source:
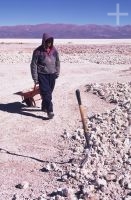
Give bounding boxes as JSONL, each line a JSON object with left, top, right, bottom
{"left": 30, "top": 33, "right": 60, "bottom": 83}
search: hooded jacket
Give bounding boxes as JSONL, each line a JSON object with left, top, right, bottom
{"left": 30, "top": 33, "right": 60, "bottom": 83}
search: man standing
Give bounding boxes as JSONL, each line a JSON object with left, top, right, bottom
{"left": 30, "top": 33, "right": 60, "bottom": 119}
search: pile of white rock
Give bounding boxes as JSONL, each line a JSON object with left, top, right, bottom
{"left": 0, "top": 51, "right": 31, "bottom": 64}
{"left": 34, "top": 82, "right": 131, "bottom": 200}
{"left": 86, "top": 82, "right": 131, "bottom": 108}
{"left": 1, "top": 44, "right": 131, "bottom": 65}
{"left": 58, "top": 45, "right": 131, "bottom": 65}
{"left": 60, "top": 52, "right": 131, "bottom": 65}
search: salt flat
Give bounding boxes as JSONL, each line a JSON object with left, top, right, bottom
{"left": 0, "top": 38, "right": 131, "bottom": 44}
{"left": 0, "top": 40, "right": 131, "bottom": 199}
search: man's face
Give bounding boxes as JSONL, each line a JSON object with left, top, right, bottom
{"left": 46, "top": 39, "right": 52, "bottom": 47}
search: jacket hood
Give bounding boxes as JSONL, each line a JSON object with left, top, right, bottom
{"left": 42, "top": 33, "right": 54, "bottom": 48}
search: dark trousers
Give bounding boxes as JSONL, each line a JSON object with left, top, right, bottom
{"left": 38, "top": 73, "right": 56, "bottom": 113}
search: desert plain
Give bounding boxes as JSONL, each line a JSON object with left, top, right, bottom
{"left": 0, "top": 39, "right": 131, "bottom": 200}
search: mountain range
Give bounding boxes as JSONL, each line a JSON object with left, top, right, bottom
{"left": 0, "top": 24, "right": 131, "bottom": 39}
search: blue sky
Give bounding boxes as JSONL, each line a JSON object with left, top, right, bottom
{"left": 0, "top": 0, "right": 130, "bottom": 26}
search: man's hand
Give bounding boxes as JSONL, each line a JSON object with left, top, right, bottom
{"left": 55, "top": 73, "right": 59, "bottom": 79}
{"left": 34, "top": 80, "right": 39, "bottom": 84}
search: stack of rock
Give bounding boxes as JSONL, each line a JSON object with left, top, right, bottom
{"left": 58, "top": 44, "right": 131, "bottom": 65}
{"left": 37, "top": 82, "right": 131, "bottom": 200}
{"left": 1, "top": 45, "right": 131, "bottom": 65}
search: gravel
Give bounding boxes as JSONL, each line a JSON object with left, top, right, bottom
{"left": 0, "top": 44, "right": 131, "bottom": 65}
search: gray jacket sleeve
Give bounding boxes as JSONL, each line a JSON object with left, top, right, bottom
{"left": 30, "top": 50, "right": 38, "bottom": 83}
{"left": 55, "top": 50, "right": 60, "bottom": 75}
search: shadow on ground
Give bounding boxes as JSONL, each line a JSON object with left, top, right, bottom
{"left": 0, "top": 102, "right": 49, "bottom": 120}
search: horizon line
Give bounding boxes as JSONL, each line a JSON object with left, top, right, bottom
{"left": 0, "top": 23, "right": 131, "bottom": 27}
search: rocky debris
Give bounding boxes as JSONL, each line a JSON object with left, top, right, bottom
{"left": 0, "top": 44, "right": 131, "bottom": 64}
{"left": 124, "top": 196, "right": 131, "bottom": 200}
{"left": 15, "top": 181, "right": 29, "bottom": 189}
{"left": 40, "top": 163, "right": 59, "bottom": 172}
{"left": 86, "top": 82, "right": 131, "bottom": 107}
{"left": 12, "top": 194, "right": 18, "bottom": 200}
{"left": 37, "top": 195, "right": 47, "bottom": 200}
{"left": 0, "top": 51, "right": 31, "bottom": 64}
{"left": 37, "top": 82, "right": 131, "bottom": 200}
{"left": 58, "top": 44, "right": 131, "bottom": 65}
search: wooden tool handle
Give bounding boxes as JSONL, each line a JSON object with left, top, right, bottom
{"left": 76, "top": 89, "right": 82, "bottom": 105}
{"left": 76, "top": 89, "right": 90, "bottom": 148}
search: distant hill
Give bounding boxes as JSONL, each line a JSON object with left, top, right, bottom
{"left": 0, "top": 24, "right": 131, "bottom": 39}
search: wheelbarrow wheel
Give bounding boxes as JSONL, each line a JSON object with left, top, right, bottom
{"left": 23, "top": 97, "right": 34, "bottom": 107}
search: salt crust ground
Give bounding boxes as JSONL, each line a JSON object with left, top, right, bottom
{"left": 0, "top": 39, "right": 131, "bottom": 199}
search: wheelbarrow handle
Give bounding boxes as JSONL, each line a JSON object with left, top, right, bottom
{"left": 33, "top": 83, "right": 39, "bottom": 91}
{"left": 34, "top": 84, "right": 36, "bottom": 91}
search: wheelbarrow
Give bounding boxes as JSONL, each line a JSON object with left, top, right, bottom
{"left": 15, "top": 84, "right": 40, "bottom": 107}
